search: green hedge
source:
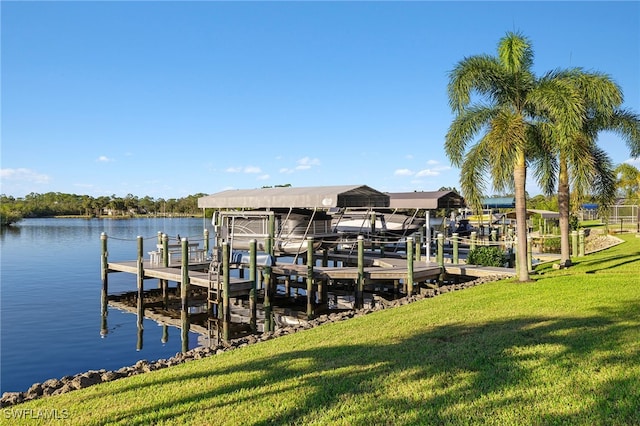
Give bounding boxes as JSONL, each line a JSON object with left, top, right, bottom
{"left": 467, "top": 246, "right": 507, "bottom": 267}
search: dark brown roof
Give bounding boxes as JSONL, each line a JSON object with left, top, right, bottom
{"left": 387, "top": 191, "right": 465, "bottom": 210}
{"left": 197, "top": 185, "right": 390, "bottom": 209}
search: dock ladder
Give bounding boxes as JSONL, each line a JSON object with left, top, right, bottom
{"left": 207, "top": 247, "right": 222, "bottom": 347}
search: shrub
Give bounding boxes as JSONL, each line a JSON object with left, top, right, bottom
{"left": 467, "top": 246, "right": 506, "bottom": 267}
{"left": 542, "top": 237, "right": 561, "bottom": 253}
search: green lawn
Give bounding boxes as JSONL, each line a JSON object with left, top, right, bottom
{"left": 5, "top": 234, "right": 640, "bottom": 425}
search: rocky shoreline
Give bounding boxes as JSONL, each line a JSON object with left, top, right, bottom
{"left": 1, "top": 274, "right": 509, "bottom": 407}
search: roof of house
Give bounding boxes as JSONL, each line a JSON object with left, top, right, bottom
{"left": 197, "top": 185, "right": 390, "bottom": 209}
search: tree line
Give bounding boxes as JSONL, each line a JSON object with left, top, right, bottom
{"left": 0, "top": 192, "right": 207, "bottom": 225}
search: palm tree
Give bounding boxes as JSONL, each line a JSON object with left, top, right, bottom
{"left": 615, "top": 163, "right": 640, "bottom": 201}
{"left": 446, "top": 32, "right": 583, "bottom": 282}
{"left": 534, "top": 70, "right": 640, "bottom": 266}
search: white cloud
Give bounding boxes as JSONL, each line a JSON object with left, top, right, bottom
{"left": 97, "top": 155, "right": 113, "bottom": 162}
{"left": 394, "top": 168, "right": 414, "bottom": 176}
{"left": 278, "top": 157, "right": 320, "bottom": 173}
{"left": 226, "top": 166, "right": 262, "bottom": 174}
{"left": 415, "top": 169, "right": 440, "bottom": 177}
{"left": 257, "top": 174, "right": 270, "bottom": 180}
{"left": 295, "top": 157, "right": 320, "bottom": 170}
{"left": 426, "top": 159, "right": 440, "bottom": 165}
{"left": 0, "top": 168, "right": 51, "bottom": 183}
{"left": 624, "top": 158, "right": 640, "bottom": 167}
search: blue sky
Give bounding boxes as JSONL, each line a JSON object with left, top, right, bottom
{"left": 2, "top": 1, "right": 639, "bottom": 199}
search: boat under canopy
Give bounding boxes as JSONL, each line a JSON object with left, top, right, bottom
{"left": 215, "top": 208, "right": 339, "bottom": 255}
{"left": 330, "top": 208, "right": 426, "bottom": 237}
{"left": 198, "top": 186, "right": 467, "bottom": 255}
{"left": 199, "top": 185, "right": 391, "bottom": 256}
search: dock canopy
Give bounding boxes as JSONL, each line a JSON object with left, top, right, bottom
{"left": 481, "top": 197, "right": 516, "bottom": 209}
{"left": 387, "top": 191, "right": 465, "bottom": 210}
{"left": 505, "top": 209, "right": 559, "bottom": 219}
{"left": 197, "top": 185, "right": 390, "bottom": 209}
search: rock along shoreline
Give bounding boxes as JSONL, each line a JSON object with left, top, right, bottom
{"left": 1, "top": 274, "right": 509, "bottom": 407}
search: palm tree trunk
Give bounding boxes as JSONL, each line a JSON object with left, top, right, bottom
{"left": 514, "top": 155, "right": 530, "bottom": 282}
{"left": 558, "top": 156, "right": 572, "bottom": 266}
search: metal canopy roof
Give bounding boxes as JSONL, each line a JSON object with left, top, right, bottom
{"left": 506, "top": 209, "right": 560, "bottom": 219}
{"left": 482, "top": 197, "right": 516, "bottom": 209}
{"left": 197, "top": 185, "right": 390, "bottom": 209}
{"left": 387, "top": 191, "right": 465, "bottom": 210}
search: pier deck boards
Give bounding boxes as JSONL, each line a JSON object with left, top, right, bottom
{"left": 107, "top": 261, "right": 253, "bottom": 297}
{"left": 272, "top": 258, "right": 514, "bottom": 282}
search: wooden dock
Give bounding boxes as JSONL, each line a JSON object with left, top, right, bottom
{"left": 107, "top": 260, "right": 254, "bottom": 297}
{"left": 101, "top": 231, "right": 516, "bottom": 352}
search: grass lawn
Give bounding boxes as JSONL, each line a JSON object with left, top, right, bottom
{"left": 5, "top": 234, "right": 639, "bottom": 425}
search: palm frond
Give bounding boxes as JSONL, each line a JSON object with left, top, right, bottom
{"left": 605, "top": 108, "right": 640, "bottom": 158}
{"left": 459, "top": 143, "right": 490, "bottom": 211}
{"left": 528, "top": 77, "right": 585, "bottom": 145}
{"left": 527, "top": 122, "right": 558, "bottom": 195}
{"left": 498, "top": 31, "right": 534, "bottom": 74}
{"left": 447, "top": 55, "right": 502, "bottom": 113}
{"left": 445, "top": 105, "right": 496, "bottom": 166}
{"left": 484, "top": 109, "right": 525, "bottom": 192}
{"left": 589, "top": 147, "right": 617, "bottom": 209}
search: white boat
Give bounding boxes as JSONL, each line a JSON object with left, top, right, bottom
{"left": 331, "top": 209, "right": 425, "bottom": 237}
{"left": 215, "top": 208, "right": 339, "bottom": 256}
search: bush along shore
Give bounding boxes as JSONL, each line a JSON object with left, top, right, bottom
{"left": 1, "top": 274, "right": 509, "bottom": 407}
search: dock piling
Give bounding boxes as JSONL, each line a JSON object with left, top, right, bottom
{"left": 437, "top": 233, "right": 444, "bottom": 267}
{"left": 306, "top": 237, "right": 315, "bottom": 319}
{"left": 180, "top": 237, "right": 190, "bottom": 352}
{"left": 406, "top": 236, "right": 414, "bottom": 295}
{"left": 452, "top": 232, "right": 459, "bottom": 264}
{"left": 222, "top": 242, "right": 230, "bottom": 342}
{"left": 356, "top": 235, "right": 364, "bottom": 309}
{"left": 136, "top": 236, "right": 144, "bottom": 350}
{"left": 249, "top": 239, "right": 257, "bottom": 333}
{"left": 100, "top": 233, "right": 109, "bottom": 336}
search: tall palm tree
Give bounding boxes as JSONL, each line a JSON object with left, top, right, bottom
{"left": 534, "top": 70, "right": 640, "bottom": 265}
{"left": 446, "top": 32, "right": 583, "bottom": 282}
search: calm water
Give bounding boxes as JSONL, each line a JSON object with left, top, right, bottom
{"left": 0, "top": 217, "right": 212, "bottom": 394}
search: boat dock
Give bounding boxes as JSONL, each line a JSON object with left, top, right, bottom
{"left": 101, "top": 185, "right": 519, "bottom": 352}
{"left": 101, "top": 231, "right": 515, "bottom": 351}
{"left": 106, "top": 260, "right": 254, "bottom": 298}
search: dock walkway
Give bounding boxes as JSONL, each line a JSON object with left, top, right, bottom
{"left": 107, "top": 260, "right": 254, "bottom": 297}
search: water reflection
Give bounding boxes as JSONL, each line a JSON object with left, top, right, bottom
{"left": 1, "top": 218, "right": 207, "bottom": 394}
